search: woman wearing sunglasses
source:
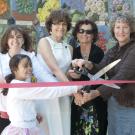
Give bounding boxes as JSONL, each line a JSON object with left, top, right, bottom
{"left": 71, "top": 13, "right": 135, "bottom": 135}
{"left": 69, "top": 19, "right": 107, "bottom": 135}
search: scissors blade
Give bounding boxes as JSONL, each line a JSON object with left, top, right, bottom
{"left": 91, "top": 59, "right": 121, "bottom": 80}
{"left": 87, "top": 73, "right": 120, "bottom": 89}
{"left": 104, "top": 83, "right": 120, "bottom": 89}
{"left": 96, "top": 77, "right": 120, "bottom": 89}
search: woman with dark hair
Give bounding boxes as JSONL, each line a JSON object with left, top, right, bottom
{"left": 36, "top": 9, "right": 74, "bottom": 135}
{"left": 0, "top": 26, "right": 56, "bottom": 133}
{"left": 69, "top": 19, "right": 107, "bottom": 135}
{"left": 72, "top": 13, "right": 135, "bottom": 135}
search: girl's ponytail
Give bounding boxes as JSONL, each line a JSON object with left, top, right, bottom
{"left": 1, "top": 74, "right": 15, "bottom": 96}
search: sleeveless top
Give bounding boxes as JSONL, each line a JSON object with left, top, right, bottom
{"left": 37, "top": 36, "right": 72, "bottom": 80}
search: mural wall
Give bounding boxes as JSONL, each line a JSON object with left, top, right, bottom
{"left": 0, "top": 0, "right": 134, "bottom": 51}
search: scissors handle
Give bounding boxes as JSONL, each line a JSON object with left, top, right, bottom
{"left": 73, "top": 67, "right": 89, "bottom": 76}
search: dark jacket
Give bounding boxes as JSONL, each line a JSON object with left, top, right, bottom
{"left": 92, "top": 40, "right": 135, "bottom": 107}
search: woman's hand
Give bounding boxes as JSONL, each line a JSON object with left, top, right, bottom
{"left": 67, "top": 69, "right": 81, "bottom": 79}
{"left": 71, "top": 59, "right": 93, "bottom": 70}
{"left": 82, "top": 90, "right": 101, "bottom": 104}
{"left": 71, "top": 59, "right": 84, "bottom": 68}
{"left": 74, "top": 90, "right": 101, "bottom": 106}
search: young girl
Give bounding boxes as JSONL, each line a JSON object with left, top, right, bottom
{"left": 1, "top": 54, "right": 80, "bottom": 135}
{"left": 0, "top": 26, "right": 58, "bottom": 133}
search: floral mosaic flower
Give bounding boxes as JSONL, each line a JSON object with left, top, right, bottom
{"left": 37, "top": 0, "right": 60, "bottom": 22}
{"left": 96, "top": 32, "right": 107, "bottom": 52}
{"left": 110, "top": 0, "right": 130, "bottom": 16}
{"left": 0, "top": 0, "right": 9, "bottom": 15}
{"left": 84, "top": 0, "right": 107, "bottom": 21}
{"left": 16, "top": 0, "right": 34, "bottom": 14}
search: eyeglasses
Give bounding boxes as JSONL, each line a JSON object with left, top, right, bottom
{"left": 78, "top": 29, "right": 93, "bottom": 35}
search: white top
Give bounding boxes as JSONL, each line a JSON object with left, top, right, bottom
{"left": 7, "top": 79, "right": 77, "bottom": 128}
{"left": 36, "top": 37, "right": 73, "bottom": 135}
{"left": 0, "top": 49, "right": 56, "bottom": 81}
{"left": 0, "top": 49, "right": 56, "bottom": 111}
{"left": 37, "top": 36, "right": 72, "bottom": 79}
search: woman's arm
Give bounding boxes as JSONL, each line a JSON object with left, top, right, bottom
{"left": 38, "top": 38, "right": 68, "bottom": 82}
{"left": 25, "top": 51, "right": 57, "bottom": 82}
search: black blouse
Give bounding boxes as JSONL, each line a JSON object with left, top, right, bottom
{"left": 73, "top": 43, "right": 104, "bottom": 81}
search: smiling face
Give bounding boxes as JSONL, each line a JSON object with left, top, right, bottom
{"left": 14, "top": 58, "right": 32, "bottom": 81}
{"left": 7, "top": 30, "right": 24, "bottom": 55}
{"left": 77, "top": 24, "right": 94, "bottom": 44}
{"left": 50, "top": 21, "right": 67, "bottom": 42}
{"left": 45, "top": 9, "right": 71, "bottom": 42}
{"left": 114, "top": 21, "right": 131, "bottom": 47}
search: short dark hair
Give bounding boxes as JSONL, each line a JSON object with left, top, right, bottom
{"left": 72, "top": 19, "right": 98, "bottom": 43}
{"left": 1, "top": 26, "right": 32, "bottom": 54}
{"left": 45, "top": 9, "right": 71, "bottom": 34}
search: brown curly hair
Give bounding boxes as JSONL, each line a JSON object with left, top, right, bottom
{"left": 45, "top": 9, "right": 71, "bottom": 34}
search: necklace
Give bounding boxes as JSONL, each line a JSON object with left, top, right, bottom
{"left": 81, "top": 53, "right": 89, "bottom": 60}
{"left": 80, "top": 44, "right": 91, "bottom": 60}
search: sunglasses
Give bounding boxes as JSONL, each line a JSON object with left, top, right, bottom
{"left": 78, "top": 29, "right": 93, "bottom": 35}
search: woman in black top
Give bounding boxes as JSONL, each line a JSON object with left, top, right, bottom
{"left": 71, "top": 13, "right": 135, "bottom": 135}
{"left": 70, "top": 19, "right": 107, "bottom": 135}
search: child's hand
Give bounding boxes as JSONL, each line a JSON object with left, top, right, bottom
{"left": 74, "top": 92, "right": 84, "bottom": 106}
{"left": 36, "top": 113, "right": 43, "bottom": 123}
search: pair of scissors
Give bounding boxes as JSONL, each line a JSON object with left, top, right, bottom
{"left": 73, "top": 59, "right": 121, "bottom": 89}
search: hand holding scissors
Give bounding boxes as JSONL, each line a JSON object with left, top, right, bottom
{"left": 73, "top": 59, "right": 121, "bottom": 89}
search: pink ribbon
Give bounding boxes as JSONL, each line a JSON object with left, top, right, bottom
{"left": 0, "top": 80, "right": 135, "bottom": 88}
